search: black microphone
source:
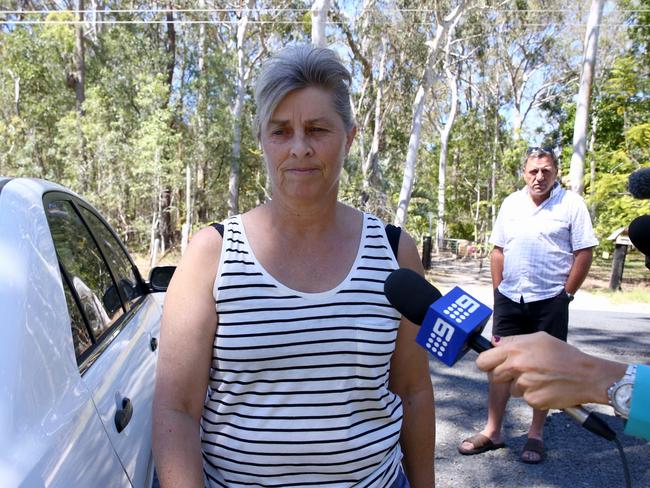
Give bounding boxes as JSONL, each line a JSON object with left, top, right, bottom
{"left": 384, "top": 268, "right": 492, "bottom": 366}
{"left": 628, "top": 167, "right": 650, "bottom": 199}
{"left": 384, "top": 268, "right": 616, "bottom": 441}
{"left": 629, "top": 215, "right": 650, "bottom": 270}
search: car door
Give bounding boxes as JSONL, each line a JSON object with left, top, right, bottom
{"left": 45, "top": 195, "right": 161, "bottom": 488}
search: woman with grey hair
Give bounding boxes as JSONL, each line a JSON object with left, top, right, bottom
{"left": 152, "top": 45, "right": 434, "bottom": 488}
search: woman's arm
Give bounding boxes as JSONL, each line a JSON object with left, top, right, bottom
{"left": 388, "top": 231, "right": 435, "bottom": 487}
{"left": 152, "top": 227, "right": 222, "bottom": 488}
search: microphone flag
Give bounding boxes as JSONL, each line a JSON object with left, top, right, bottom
{"left": 415, "top": 286, "right": 492, "bottom": 367}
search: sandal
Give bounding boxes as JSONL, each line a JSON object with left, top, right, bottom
{"left": 520, "top": 437, "right": 544, "bottom": 464}
{"left": 458, "top": 433, "right": 506, "bottom": 455}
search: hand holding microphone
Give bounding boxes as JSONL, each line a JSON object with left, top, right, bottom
{"left": 475, "top": 332, "right": 627, "bottom": 411}
{"left": 384, "top": 268, "right": 616, "bottom": 441}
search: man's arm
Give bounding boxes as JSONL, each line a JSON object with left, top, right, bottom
{"left": 490, "top": 246, "right": 504, "bottom": 291}
{"left": 564, "top": 247, "right": 594, "bottom": 294}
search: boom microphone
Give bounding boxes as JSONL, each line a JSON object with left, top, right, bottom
{"left": 629, "top": 215, "right": 650, "bottom": 270}
{"left": 384, "top": 268, "right": 616, "bottom": 441}
{"left": 629, "top": 215, "right": 650, "bottom": 256}
{"left": 628, "top": 167, "right": 650, "bottom": 200}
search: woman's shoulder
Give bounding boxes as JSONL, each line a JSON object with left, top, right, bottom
{"left": 177, "top": 226, "right": 224, "bottom": 275}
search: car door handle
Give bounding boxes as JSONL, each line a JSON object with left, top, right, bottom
{"left": 115, "top": 397, "right": 133, "bottom": 433}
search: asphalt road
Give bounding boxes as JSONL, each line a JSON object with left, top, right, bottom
{"left": 428, "top": 262, "right": 650, "bottom": 488}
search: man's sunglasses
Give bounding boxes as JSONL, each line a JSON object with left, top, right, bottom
{"left": 527, "top": 146, "right": 555, "bottom": 156}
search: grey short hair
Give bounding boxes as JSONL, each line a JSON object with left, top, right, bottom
{"left": 524, "top": 146, "right": 559, "bottom": 168}
{"left": 254, "top": 45, "right": 355, "bottom": 139}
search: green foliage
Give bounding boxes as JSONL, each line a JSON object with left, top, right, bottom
{"left": 1, "top": 2, "right": 647, "bottom": 259}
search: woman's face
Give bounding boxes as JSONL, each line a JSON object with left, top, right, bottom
{"left": 260, "top": 86, "right": 356, "bottom": 203}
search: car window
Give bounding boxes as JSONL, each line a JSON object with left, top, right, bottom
{"left": 78, "top": 206, "right": 145, "bottom": 310}
{"left": 62, "top": 277, "right": 93, "bottom": 360}
{"left": 46, "top": 200, "right": 124, "bottom": 341}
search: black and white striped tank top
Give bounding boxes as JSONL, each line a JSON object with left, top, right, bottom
{"left": 201, "top": 213, "right": 404, "bottom": 488}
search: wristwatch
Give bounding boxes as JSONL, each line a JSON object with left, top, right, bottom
{"left": 607, "top": 364, "right": 637, "bottom": 419}
{"left": 565, "top": 291, "right": 575, "bottom": 302}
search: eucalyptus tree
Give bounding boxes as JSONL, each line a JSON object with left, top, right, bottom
{"left": 431, "top": 14, "right": 464, "bottom": 251}
{"left": 311, "top": 0, "right": 330, "bottom": 46}
{"left": 586, "top": 0, "right": 650, "bottom": 247}
{"left": 493, "top": 0, "right": 575, "bottom": 140}
{"left": 394, "top": 0, "right": 468, "bottom": 228}
{"left": 333, "top": 0, "right": 400, "bottom": 217}
{"left": 568, "top": 0, "right": 605, "bottom": 195}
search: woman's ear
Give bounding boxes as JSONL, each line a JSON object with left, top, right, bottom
{"left": 345, "top": 126, "right": 357, "bottom": 153}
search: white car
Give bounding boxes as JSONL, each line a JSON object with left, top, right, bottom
{"left": 0, "top": 178, "right": 174, "bottom": 487}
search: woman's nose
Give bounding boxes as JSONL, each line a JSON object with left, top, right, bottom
{"left": 290, "top": 133, "right": 313, "bottom": 159}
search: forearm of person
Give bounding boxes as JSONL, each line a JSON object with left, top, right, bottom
{"left": 152, "top": 227, "right": 222, "bottom": 488}
{"left": 564, "top": 247, "right": 593, "bottom": 294}
{"left": 392, "top": 231, "right": 435, "bottom": 487}
{"left": 476, "top": 332, "right": 627, "bottom": 409}
{"left": 399, "top": 388, "right": 435, "bottom": 487}
{"left": 153, "top": 407, "right": 205, "bottom": 487}
{"left": 490, "top": 246, "right": 504, "bottom": 290}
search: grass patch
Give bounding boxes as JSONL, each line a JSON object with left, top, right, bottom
{"left": 590, "top": 285, "right": 650, "bottom": 304}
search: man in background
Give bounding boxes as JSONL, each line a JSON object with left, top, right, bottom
{"left": 458, "top": 146, "right": 598, "bottom": 464}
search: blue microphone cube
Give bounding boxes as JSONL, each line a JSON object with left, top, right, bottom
{"left": 415, "top": 286, "right": 492, "bottom": 366}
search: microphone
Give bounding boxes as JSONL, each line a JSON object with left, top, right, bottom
{"left": 384, "top": 268, "right": 616, "bottom": 441}
{"left": 629, "top": 215, "right": 650, "bottom": 255}
{"left": 628, "top": 167, "right": 650, "bottom": 199}
{"left": 384, "top": 268, "right": 492, "bottom": 366}
{"left": 629, "top": 215, "right": 650, "bottom": 270}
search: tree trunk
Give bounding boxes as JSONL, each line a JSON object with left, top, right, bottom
{"left": 435, "top": 28, "right": 460, "bottom": 252}
{"left": 181, "top": 162, "right": 191, "bottom": 255}
{"left": 589, "top": 115, "right": 598, "bottom": 218}
{"left": 228, "top": 0, "right": 255, "bottom": 216}
{"left": 75, "top": 0, "right": 85, "bottom": 112}
{"left": 609, "top": 244, "right": 627, "bottom": 291}
{"left": 158, "top": 5, "right": 176, "bottom": 249}
{"left": 165, "top": 7, "right": 176, "bottom": 104}
{"left": 196, "top": 0, "right": 208, "bottom": 222}
{"left": 569, "top": 0, "right": 605, "bottom": 195}
{"left": 75, "top": 0, "right": 89, "bottom": 190}
{"left": 394, "top": 1, "right": 467, "bottom": 227}
{"left": 363, "top": 36, "right": 387, "bottom": 191}
{"left": 311, "top": 0, "right": 331, "bottom": 47}
{"left": 491, "top": 106, "right": 499, "bottom": 228}
{"left": 8, "top": 69, "right": 20, "bottom": 116}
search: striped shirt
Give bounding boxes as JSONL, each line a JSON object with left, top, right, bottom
{"left": 202, "top": 213, "right": 404, "bottom": 488}
{"left": 490, "top": 182, "right": 598, "bottom": 303}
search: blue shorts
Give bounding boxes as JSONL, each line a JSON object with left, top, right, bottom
{"left": 389, "top": 468, "right": 411, "bottom": 488}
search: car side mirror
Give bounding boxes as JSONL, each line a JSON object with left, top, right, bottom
{"left": 149, "top": 266, "right": 176, "bottom": 292}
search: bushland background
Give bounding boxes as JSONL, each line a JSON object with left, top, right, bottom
{"left": 1, "top": 1, "right": 649, "bottom": 299}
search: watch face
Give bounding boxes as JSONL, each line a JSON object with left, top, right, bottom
{"left": 614, "top": 383, "right": 634, "bottom": 413}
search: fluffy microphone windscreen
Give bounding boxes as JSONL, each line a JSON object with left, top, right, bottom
{"left": 629, "top": 215, "right": 650, "bottom": 256}
{"left": 384, "top": 268, "right": 442, "bottom": 325}
{"left": 628, "top": 168, "right": 650, "bottom": 200}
